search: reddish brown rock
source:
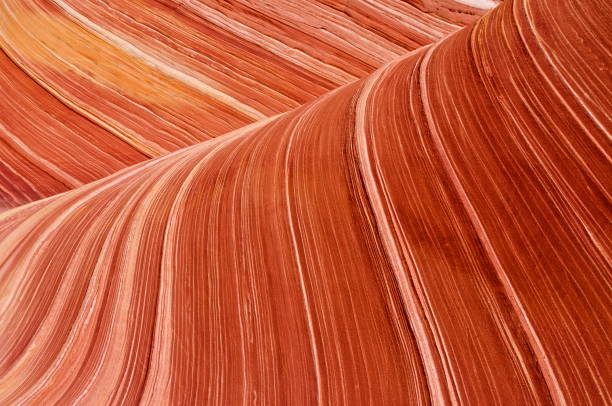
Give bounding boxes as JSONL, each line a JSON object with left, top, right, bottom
{"left": 0, "top": 0, "right": 496, "bottom": 209}
{"left": 0, "top": 0, "right": 609, "bottom": 404}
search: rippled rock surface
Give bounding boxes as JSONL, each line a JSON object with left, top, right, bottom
{"left": 0, "top": 0, "right": 496, "bottom": 208}
{"left": 0, "top": 0, "right": 609, "bottom": 404}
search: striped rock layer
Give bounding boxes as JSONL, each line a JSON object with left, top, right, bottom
{"left": 0, "top": 0, "right": 499, "bottom": 209}
{"left": 0, "top": 0, "right": 609, "bottom": 404}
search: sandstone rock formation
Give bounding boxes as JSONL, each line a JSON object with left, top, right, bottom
{"left": 0, "top": 0, "right": 609, "bottom": 404}
{"left": 0, "top": 0, "right": 496, "bottom": 208}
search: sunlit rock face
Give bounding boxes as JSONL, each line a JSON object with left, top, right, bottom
{"left": 0, "top": 0, "right": 609, "bottom": 405}
{"left": 0, "top": 0, "right": 497, "bottom": 208}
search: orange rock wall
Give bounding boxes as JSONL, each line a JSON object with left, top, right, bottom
{"left": 0, "top": 0, "right": 608, "bottom": 404}
{"left": 0, "top": 0, "right": 495, "bottom": 208}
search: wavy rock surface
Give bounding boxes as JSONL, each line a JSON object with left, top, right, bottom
{"left": 0, "top": 0, "right": 609, "bottom": 404}
{"left": 0, "top": 0, "right": 499, "bottom": 209}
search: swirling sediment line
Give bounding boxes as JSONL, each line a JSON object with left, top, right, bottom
{"left": 0, "top": 0, "right": 609, "bottom": 404}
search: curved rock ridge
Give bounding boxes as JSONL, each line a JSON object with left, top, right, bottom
{"left": 0, "top": 0, "right": 499, "bottom": 209}
{"left": 0, "top": 0, "right": 610, "bottom": 404}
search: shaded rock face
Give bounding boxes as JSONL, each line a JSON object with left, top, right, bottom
{"left": 0, "top": 0, "right": 609, "bottom": 405}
